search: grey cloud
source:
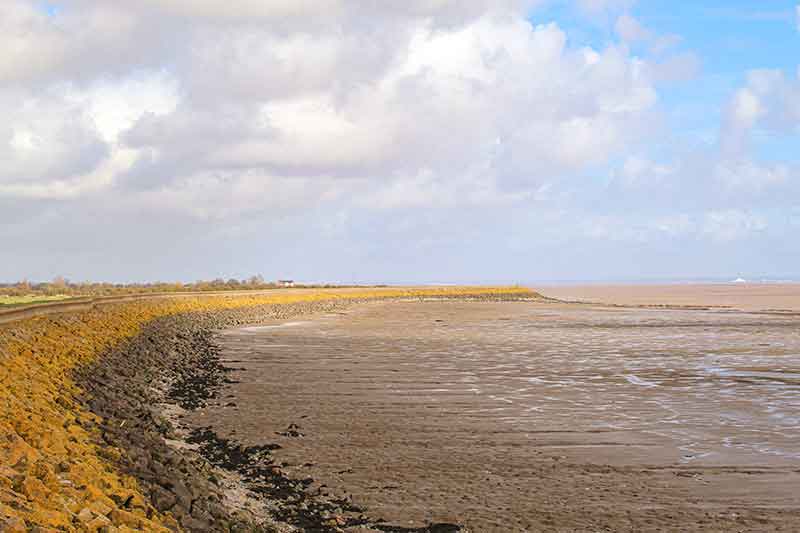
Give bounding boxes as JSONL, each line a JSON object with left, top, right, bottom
{"left": 0, "top": 87, "right": 109, "bottom": 187}
{"left": 0, "top": 1, "right": 178, "bottom": 85}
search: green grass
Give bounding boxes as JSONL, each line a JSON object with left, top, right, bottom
{"left": 0, "top": 294, "right": 76, "bottom": 308}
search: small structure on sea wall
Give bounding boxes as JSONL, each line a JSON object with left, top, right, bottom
{"left": 278, "top": 280, "right": 295, "bottom": 287}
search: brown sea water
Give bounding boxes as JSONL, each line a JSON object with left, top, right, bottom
{"left": 186, "top": 298, "right": 800, "bottom": 531}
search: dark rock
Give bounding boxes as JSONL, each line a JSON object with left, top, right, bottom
{"left": 72, "top": 298, "right": 482, "bottom": 532}
{"left": 150, "top": 486, "right": 177, "bottom": 512}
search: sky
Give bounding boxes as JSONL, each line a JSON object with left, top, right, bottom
{"left": 1, "top": 0, "right": 799, "bottom": 284}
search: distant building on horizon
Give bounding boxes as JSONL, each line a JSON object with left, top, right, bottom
{"left": 277, "top": 280, "right": 295, "bottom": 287}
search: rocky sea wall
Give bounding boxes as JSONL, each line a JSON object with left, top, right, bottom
{"left": 0, "top": 287, "right": 536, "bottom": 532}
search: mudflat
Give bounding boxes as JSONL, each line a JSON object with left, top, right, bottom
{"left": 539, "top": 282, "right": 800, "bottom": 311}
{"left": 185, "top": 296, "right": 800, "bottom": 532}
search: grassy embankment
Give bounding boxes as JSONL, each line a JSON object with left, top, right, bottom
{"left": 0, "top": 286, "right": 535, "bottom": 532}
{"left": 0, "top": 295, "right": 75, "bottom": 308}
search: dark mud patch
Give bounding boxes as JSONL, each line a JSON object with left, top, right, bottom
{"left": 374, "top": 526, "right": 463, "bottom": 533}
{"left": 186, "top": 427, "right": 369, "bottom": 532}
{"left": 185, "top": 427, "right": 465, "bottom": 533}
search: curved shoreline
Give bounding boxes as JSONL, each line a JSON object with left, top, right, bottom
{"left": 75, "top": 296, "right": 536, "bottom": 532}
{"left": 1, "top": 288, "right": 535, "bottom": 531}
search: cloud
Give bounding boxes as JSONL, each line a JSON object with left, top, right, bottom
{"left": 720, "top": 69, "right": 800, "bottom": 156}
{"left": 67, "top": 0, "right": 541, "bottom": 31}
{"left": 647, "top": 52, "right": 701, "bottom": 83}
{"left": 796, "top": 4, "right": 800, "bottom": 31}
{"left": 615, "top": 14, "right": 650, "bottom": 42}
{"left": 702, "top": 210, "right": 767, "bottom": 242}
{"left": 578, "top": 0, "right": 636, "bottom": 14}
{"left": 713, "top": 160, "right": 791, "bottom": 195}
{"left": 601, "top": 65, "right": 800, "bottom": 218}
{"left": 0, "top": 0, "right": 670, "bottom": 243}
{"left": 720, "top": 87, "right": 763, "bottom": 156}
{"left": 560, "top": 207, "right": 772, "bottom": 246}
{"left": 0, "top": 71, "right": 178, "bottom": 200}
{"left": 0, "top": 87, "right": 106, "bottom": 188}
{"left": 112, "top": 15, "right": 661, "bottom": 210}
{"left": 614, "top": 155, "right": 673, "bottom": 187}
{"left": 614, "top": 13, "right": 685, "bottom": 57}
{"left": 134, "top": 0, "right": 345, "bottom": 20}
{"left": 745, "top": 69, "right": 800, "bottom": 130}
{"left": 2, "top": 0, "right": 796, "bottom": 282}
{"left": 0, "top": 1, "right": 170, "bottom": 85}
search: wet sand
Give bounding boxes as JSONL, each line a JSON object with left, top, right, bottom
{"left": 186, "top": 297, "right": 800, "bottom": 531}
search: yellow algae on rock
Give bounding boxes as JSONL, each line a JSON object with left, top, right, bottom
{"left": 0, "top": 287, "right": 535, "bottom": 531}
